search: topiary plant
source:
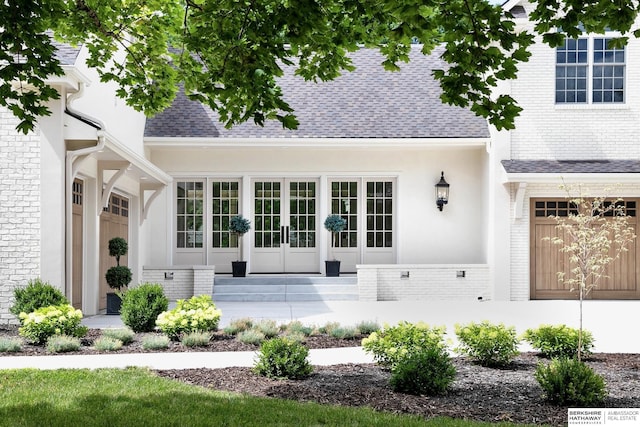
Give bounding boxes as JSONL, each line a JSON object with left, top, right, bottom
{"left": 324, "top": 214, "right": 346, "bottom": 255}
{"left": 105, "top": 237, "right": 132, "bottom": 291}
{"left": 229, "top": 215, "right": 251, "bottom": 262}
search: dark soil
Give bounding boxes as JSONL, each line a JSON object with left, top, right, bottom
{"left": 2, "top": 325, "right": 639, "bottom": 426}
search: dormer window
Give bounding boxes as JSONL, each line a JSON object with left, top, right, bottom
{"left": 556, "top": 37, "right": 625, "bottom": 104}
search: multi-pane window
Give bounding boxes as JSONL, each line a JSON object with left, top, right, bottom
{"left": 254, "top": 182, "right": 281, "bottom": 248}
{"left": 330, "top": 181, "right": 358, "bottom": 248}
{"left": 103, "top": 194, "right": 128, "bottom": 217}
{"left": 556, "top": 38, "right": 588, "bottom": 103}
{"left": 366, "top": 181, "right": 393, "bottom": 248}
{"left": 289, "top": 181, "right": 316, "bottom": 248}
{"left": 211, "top": 180, "right": 239, "bottom": 248}
{"left": 176, "top": 181, "right": 204, "bottom": 248}
{"left": 556, "top": 37, "right": 625, "bottom": 104}
{"left": 534, "top": 200, "right": 636, "bottom": 217}
{"left": 592, "top": 38, "right": 625, "bottom": 103}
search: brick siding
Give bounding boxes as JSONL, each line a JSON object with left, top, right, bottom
{"left": 0, "top": 107, "right": 41, "bottom": 324}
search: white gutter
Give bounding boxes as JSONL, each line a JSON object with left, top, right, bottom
{"left": 144, "top": 136, "right": 490, "bottom": 149}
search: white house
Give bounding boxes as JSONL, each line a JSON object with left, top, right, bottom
{"left": 1, "top": 0, "right": 639, "bottom": 322}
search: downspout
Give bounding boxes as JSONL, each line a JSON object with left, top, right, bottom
{"left": 64, "top": 82, "right": 105, "bottom": 307}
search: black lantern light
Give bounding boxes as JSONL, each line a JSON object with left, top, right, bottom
{"left": 435, "top": 171, "right": 449, "bottom": 211}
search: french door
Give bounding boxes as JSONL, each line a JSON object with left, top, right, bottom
{"left": 251, "top": 179, "right": 319, "bottom": 273}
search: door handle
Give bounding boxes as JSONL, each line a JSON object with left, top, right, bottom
{"left": 285, "top": 226, "right": 289, "bottom": 244}
{"left": 281, "top": 226, "right": 285, "bottom": 244}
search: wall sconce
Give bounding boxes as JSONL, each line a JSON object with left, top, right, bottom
{"left": 435, "top": 171, "right": 449, "bottom": 211}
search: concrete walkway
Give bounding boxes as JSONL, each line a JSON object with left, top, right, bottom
{"left": 3, "top": 300, "right": 638, "bottom": 370}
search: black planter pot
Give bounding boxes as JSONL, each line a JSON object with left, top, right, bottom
{"left": 325, "top": 260, "right": 341, "bottom": 277}
{"left": 232, "top": 261, "right": 247, "bottom": 277}
{"left": 106, "top": 292, "right": 122, "bottom": 315}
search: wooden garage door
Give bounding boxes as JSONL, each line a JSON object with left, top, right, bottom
{"left": 71, "top": 179, "right": 83, "bottom": 309}
{"left": 99, "top": 194, "right": 129, "bottom": 310}
{"left": 531, "top": 199, "right": 640, "bottom": 299}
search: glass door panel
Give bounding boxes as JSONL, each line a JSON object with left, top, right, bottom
{"left": 251, "top": 179, "right": 319, "bottom": 273}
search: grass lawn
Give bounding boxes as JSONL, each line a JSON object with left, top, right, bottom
{"left": 0, "top": 368, "right": 540, "bottom": 427}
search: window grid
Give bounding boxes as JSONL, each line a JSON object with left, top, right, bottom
{"left": 555, "top": 38, "right": 588, "bottom": 103}
{"left": 331, "top": 181, "right": 358, "bottom": 248}
{"left": 592, "top": 38, "right": 625, "bottom": 103}
{"left": 366, "top": 181, "right": 393, "bottom": 248}
{"left": 556, "top": 37, "right": 625, "bottom": 104}
{"left": 254, "top": 182, "right": 281, "bottom": 248}
{"left": 72, "top": 180, "right": 83, "bottom": 206}
{"left": 535, "top": 200, "right": 636, "bottom": 217}
{"left": 289, "top": 181, "right": 316, "bottom": 248}
{"left": 176, "top": 181, "right": 204, "bottom": 248}
{"left": 211, "top": 180, "right": 240, "bottom": 248}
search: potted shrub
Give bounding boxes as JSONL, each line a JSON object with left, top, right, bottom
{"left": 324, "top": 214, "right": 346, "bottom": 277}
{"left": 229, "top": 215, "right": 251, "bottom": 277}
{"left": 105, "top": 237, "right": 132, "bottom": 314}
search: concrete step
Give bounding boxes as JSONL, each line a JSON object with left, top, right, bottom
{"left": 212, "top": 275, "right": 359, "bottom": 302}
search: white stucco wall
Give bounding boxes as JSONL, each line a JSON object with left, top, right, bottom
{"left": 144, "top": 145, "right": 488, "bottom": 269}
{"left": 0, "top": 106, "right": 42, "bottom": 323}
{"left": 70, "top": 47, "right": 147, "bottom": 155}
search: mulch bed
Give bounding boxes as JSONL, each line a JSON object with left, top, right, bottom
{"left": 2, "top": 325, "right": 639, "bottom": 426}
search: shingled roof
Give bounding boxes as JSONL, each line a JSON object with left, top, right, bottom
{"left": 502, "top": 160, "right": 640, "bottom": 174}
{"left": 144, "top": 46, "right": 490, "bottom": 139}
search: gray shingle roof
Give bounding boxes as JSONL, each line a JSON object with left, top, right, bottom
{"left": 144, "top": 46, "right": 490, "bottom": 139}
{"left": 502, "top": 160, "right": 640, "bottom": 174}
{"left": 49, "top": 32, "right": 82, "bottom": 65}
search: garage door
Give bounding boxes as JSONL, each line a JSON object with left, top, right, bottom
{"left": 531, "top": 199, "right": 640, "bottom": 299}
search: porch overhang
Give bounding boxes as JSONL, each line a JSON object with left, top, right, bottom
{"left": 501, "top": 160, "right": 640, "bottom": 185}
{"left": 501, "top": 160, "right": 640, "bottom": 218}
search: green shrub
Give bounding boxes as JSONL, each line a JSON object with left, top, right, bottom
{"left": 18, "top": 304, "right": 88, "bottom": 345}
{"left": 0, "top": 337, "right": 23, "bottom": 353}
{"left": 93, "top": 336, "right": 123, "bottom": 351}
{"left": 284, "top": 320, "right": 314, "bottom": 337}
{"left": 142, "top": 334, "right": 170, "bottom": 350}
{"left": 156, "top": 295, "right": 222, "bottom": 340}
{"left": 281, "top": 330, "right": 305, "bottom": 343}
{"left": 223, "top": 318, "right": 254, "bottom": 335}
{"left": 253, "top": 337, "right": 313, "bottom": 380}
{"left": 535, "top": 358, "right": 606, "bottom": 406}
{"left": 46, "top": 335, "right": 81, "bottom": 353}
{"left": 10, "top": 279, "right": 69, "bottom": 322}
{"left": 390, "top": 347, "right": 457, "bottom": 396}
{"left": 362, "top": 321, "right": 447, "bottom": 369}
{"left": 120, "top": 283, "right": 169, "bottom": 332}
{"left": 454, "top": 321, "right": 520, "bottom": 367}
{"left": 253, "top": 319, "right": 279, "bottom": 338}
{"left": 101, "top": 328, "right": 135, "bottom": 345}
{"left": 237, "top": 329, "right": 266, "bottom": 345}
{"left": 181, "top": 331, "right": 211, "bottom": 347}
{"left": 318, "top": 321, "right": 341, "bottom": 335}
{"left": 355, "top": 320, "right": 380, "bottom": 335}
{"left": 523, "top": 324, "right": 594, "bottom": 359}
{"left": 330, "top": 325, "right": 359, "bottom": 339}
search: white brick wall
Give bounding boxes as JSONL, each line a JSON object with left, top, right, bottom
{"left": 142, "top": 266, "right": 214, "bottom": 300}
{"left": 509, "top": 28, "right": 640, "bottom": 160}
{"left": 357, "top": 265, "right": 490, "bottom": 301}
{"left": 0, "top": 106, "right": 41, "bottom": 324}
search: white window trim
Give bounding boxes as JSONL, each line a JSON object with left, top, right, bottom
{"left": 554, "top": 33, "right": 626, "bottom": 107}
